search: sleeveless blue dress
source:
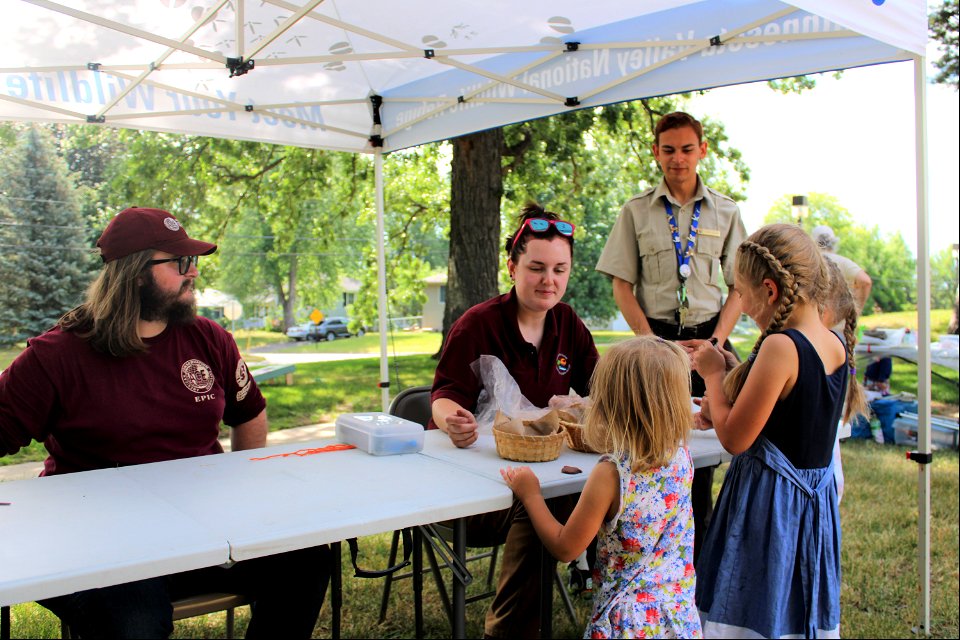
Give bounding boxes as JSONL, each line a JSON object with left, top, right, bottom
{"left": 696, "top": 329, "right": 847, "bottom": 639}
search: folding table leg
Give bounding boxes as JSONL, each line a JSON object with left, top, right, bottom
{"left": 413, "top": 527, "right": 424, "bottom": 640}
{"left": 452, "top": 519, "right": 466, "bottom": 640}
{"left": 1, "top": 605, "right": 10, "bottom": 640}
{"left": 331, "top": 541, "right": 342, "bottom": 640}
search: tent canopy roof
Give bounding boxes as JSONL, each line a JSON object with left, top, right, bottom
{"left": 2, "top": 0, "right": 926, "bottom": 153}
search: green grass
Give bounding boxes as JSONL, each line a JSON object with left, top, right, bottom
{"left": 259, "top": 330, "right": 445, "bottom": 355}
{"left": 860, "top": 309, "right": 954, "bottom": 335}
{"left": 6, "top": 440, "right": 957, "bottom": 638}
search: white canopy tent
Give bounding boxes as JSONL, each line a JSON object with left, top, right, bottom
{"left": 1, "top": 0, "right": 936, "bottom": 631}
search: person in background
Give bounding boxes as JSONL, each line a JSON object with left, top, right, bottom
{"left": 501, "top": 336, "right": 702, "bottom": 639}
{"left": 820, "top": 258, "right": 870, "bottom": 502}
{"left": 595, "top": 111, "right": 747, "bottom": 561}
{"left": 811, "top": 224, "right": 872, "bottom": 314}
{"left": 431, "top": 202, "right": 599, "bottom": 638}
{"left": 0, "top": 207, "right": 330, "bottom": 639}
{"left": 864, "top": 356, "right": 893, "bottom": 394}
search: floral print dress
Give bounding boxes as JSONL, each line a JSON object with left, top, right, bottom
{"left": 586, "top": 447, "right": 702, "bottom": 639}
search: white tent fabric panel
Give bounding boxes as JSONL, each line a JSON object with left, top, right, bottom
{"left": 2, "top": 0, "right": 926, "bottom": 152}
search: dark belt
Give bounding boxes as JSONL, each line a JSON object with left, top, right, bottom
{"left": 647, "top": 315, "right": 719, "bottom": 341}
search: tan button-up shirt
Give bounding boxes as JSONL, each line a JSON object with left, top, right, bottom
{"left": 595, "top": 177, "right": 747, "bottom": 325}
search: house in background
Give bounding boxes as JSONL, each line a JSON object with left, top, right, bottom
{"left": 324, "top": 276, "right": 360, "bottom": 319}
{"left": 422, "top": 273, "right": 446, "bottom": 331}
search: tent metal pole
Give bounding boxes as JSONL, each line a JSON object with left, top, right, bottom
{"left": 375, "top": 148, "right": 391, "bottom": 412}
{"left": 912, "top": 54, "right": 932, "bottom": 637}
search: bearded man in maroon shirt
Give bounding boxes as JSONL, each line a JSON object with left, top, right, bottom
{"left": 0, "top": 207, "right": 329, "bottom": 639}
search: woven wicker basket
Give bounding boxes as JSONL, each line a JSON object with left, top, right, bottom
{"left": 493, "top": 424, "right": 565, "bottom": 462}
{"left": 559, "top": 420, "right": 598, "bottom": 453}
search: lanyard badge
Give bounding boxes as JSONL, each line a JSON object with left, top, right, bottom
{"left": 664, "top": 199, "right": 701, "bottom": 332}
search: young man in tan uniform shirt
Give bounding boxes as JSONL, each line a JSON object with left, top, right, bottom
{"left": 596, "top": 112, "right": 747, "bottom": 560}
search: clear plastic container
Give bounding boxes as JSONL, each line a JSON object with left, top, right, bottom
{"left": 335, "top": 412, "right": 425, "bottom": 455}
{"left": 892, "top": 412, "right": 959, "bottom": 450}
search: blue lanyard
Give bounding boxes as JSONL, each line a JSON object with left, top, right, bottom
{"left": 663, "top": 199, "right": 701, "bottom": 281}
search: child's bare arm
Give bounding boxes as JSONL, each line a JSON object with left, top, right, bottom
{"left": 501, "top": 461, "right": 619, "bottom": 563}
{"left": 694, "top": 334, "right": 795, "bottom": 454}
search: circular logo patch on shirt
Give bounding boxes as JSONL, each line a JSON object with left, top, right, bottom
{"left": 556, "top": 353, "right": 570, "bottom": 375}
{"left": 236, "top": 360, "right": 250, "bottom": 388}
{"left": 163, "top": 217, "right": 181, "bottom": 231}
{"left": 181, "top": 359, "right": 215, "bottom": 394}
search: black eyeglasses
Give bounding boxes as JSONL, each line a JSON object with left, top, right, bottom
{"left": 146, "top": 255, "right": 199, "bottom": 275}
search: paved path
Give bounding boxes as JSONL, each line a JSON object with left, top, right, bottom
{"left": 252, "top": 350, "right": 425, "bottom": 364}
{"left": 0, "top": 423, "right": 336, "bottom": 483}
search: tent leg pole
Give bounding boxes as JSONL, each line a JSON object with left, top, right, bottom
{"left": 912, "top": 54, "right": 931, "bottom": 638}
{"left": 375, "top": 148, "right": 390, "bottom": 412}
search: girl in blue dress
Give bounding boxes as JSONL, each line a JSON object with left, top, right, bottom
{"left": 501, "top": 336, "right": 702, "bottom": 638}
{"left": 690, "top": 223, "right": 863, "bottom": 638}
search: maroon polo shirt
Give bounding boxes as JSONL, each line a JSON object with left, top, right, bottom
{"left": 0, "top": 317, "right": 265, "bottom": 476}
{"left": 430, "top": 288, "right": 599, "bottom": 429}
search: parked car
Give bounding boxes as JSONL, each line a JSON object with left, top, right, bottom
{"left": 310, "top": 316, "right": 357, "bottom": 342}
{"left": 285, "top": 322, "right": 319, "bottom": 341}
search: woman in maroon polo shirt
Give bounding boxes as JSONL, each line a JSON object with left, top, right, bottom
{"left": 430, "top": 202, "right": 599, "bottom": 639}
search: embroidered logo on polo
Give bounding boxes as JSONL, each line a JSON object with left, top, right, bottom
{"left": 556, "top": 353, "right": 570, "bottom": 375}
{"left": 181, "top": 358, "right": 215, "bottom": 394}
{"left": 236, "top": 360, "right": 251, "bottom": 401}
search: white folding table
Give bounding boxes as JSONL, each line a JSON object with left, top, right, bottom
{"left": 0, "top": 468, "right": 229, "bottom": 608}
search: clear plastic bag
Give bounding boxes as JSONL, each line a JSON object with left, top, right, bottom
{"left": 471, "top": 355, "right": 551, "bottom": 432}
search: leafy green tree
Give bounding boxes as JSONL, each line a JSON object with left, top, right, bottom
{"left": 101, "top": 131, "right": 372, "bottom": 329}
{"left": 930, "top": 0, "right": 959, "bottom": 90}
{"left": 764, "top": 193, "right": 917, "bottom": 313}
{"left": 349, "top": 143, "right": 451, "bottom": 331}
{"left": 0, "top": 126, "right": 94, "bottom": 344}
{"left": 930, "top": 245, "right": 958, "bottom": 310}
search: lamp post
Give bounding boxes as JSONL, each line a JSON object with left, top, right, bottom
{"left": 791, "top": 195, "right": 809, "bottom": 227}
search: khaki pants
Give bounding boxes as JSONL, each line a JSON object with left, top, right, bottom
{"left": 453, "top": 494, "right": 575, "bottom": 639}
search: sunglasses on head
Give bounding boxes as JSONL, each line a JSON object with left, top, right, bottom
{"left": 509, "top": 218, "right": 575, "bottom": 252}
{"left": 146, "top": 255, "right": 199, "bottom": 275}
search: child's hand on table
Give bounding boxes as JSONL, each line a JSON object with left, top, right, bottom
{"left": 500, "top": 466, "right": 541, "bottom": 501}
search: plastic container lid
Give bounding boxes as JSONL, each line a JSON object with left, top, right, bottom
{"left": 335, "top": 412, "right": 425, "bottom": 455}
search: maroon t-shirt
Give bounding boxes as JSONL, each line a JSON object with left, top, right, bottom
{"left": 0, "top": 317, "right": 266, "bottom": 476}
{"left": 430, "top": 289, "right": 599, "bottom": 429}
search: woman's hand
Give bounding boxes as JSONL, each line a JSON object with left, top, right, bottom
{"left": 444, "top": 408, "right": 479, "bottom": 448}
{"left": 500, "top": 466, "right": 541, "bottom": 501}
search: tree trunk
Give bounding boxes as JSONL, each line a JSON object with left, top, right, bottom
{"left": 280, "top": 256, "right": 298, "bottom": 331}
{"left": 439, "top": 129, "right": 504, "bottom": 355}
{"left": 949, "top": 290, "right": 959, "bottom": 335}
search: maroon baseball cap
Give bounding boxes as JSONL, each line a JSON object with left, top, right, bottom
{"left": 96, "top": 207, "right": 217, "bottom": 263}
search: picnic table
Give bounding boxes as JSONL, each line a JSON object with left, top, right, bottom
{"left": 250, "top": 363, "right": 295, "bottom": 385}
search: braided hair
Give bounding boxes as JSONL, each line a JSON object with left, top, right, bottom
{"left": 722, "top": 224, "right": 830, "bottom": 403}
{"left": 822, "top": 258, "right": 869, "bottom": 422}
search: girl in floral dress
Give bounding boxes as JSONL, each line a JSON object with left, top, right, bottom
{"left": 501, "top": 336, "right": 701, "bottom": 638}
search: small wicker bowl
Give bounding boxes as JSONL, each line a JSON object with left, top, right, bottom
{"left": 559, "top": 420, "right": 599, "bottom": 454}
{"left": 493, "top": 425, "right": 565, "bottom": 462}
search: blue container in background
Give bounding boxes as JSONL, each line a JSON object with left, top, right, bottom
{"left": 870, "top": 397, "right": 919, "bottom": 444}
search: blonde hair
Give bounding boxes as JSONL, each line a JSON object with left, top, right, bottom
{"left": 822, "top": 259, "right": 868, "bottom": 422}
{"left": 583, "top": 336, "right": 692, "bottom": 472}
{"left": 58, "top": 249, "right": 155, "bottom": 357}
{"left": 723, "top": 224, "right": 830, "bottom": 403}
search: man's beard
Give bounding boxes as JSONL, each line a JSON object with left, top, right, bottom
{"left": 139, "top": 272, "right": 196, "bottom": 325}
